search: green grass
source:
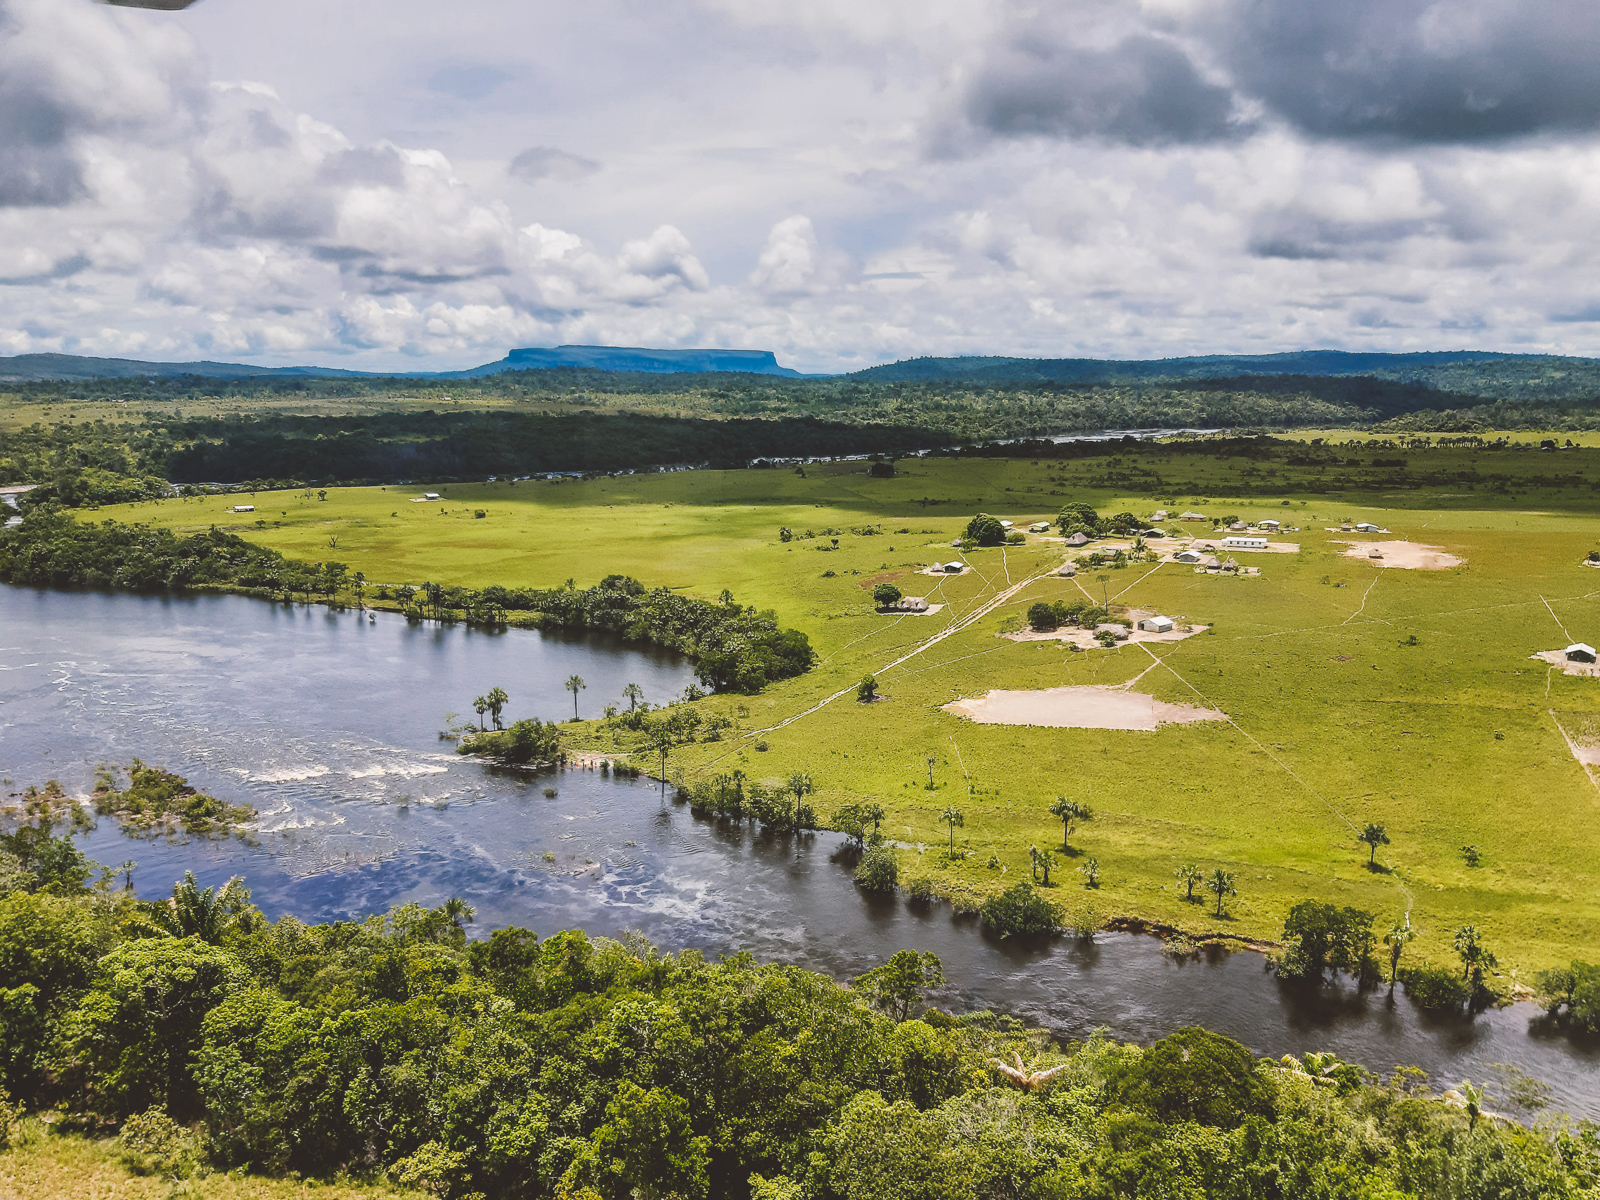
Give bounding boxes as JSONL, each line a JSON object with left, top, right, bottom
{"left": 89, "top": 452, "right": 1600, "bottom": 975}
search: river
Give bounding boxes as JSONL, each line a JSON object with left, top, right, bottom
{"left": 2, "top": 585, "right": 1596, "bottom": 1117}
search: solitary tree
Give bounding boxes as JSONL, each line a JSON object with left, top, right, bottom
{"left": 565, "top": 674, "right": 586, "bottom": 719}
{"left": 857, "top": 674, "right": 878, "bottom": 702}
{"left": 485, "top": 687, "right": 509, "bottom": 730}
{"left": 1175, "top": 863, "right": 1202, "bottom": 902}
{"left": 1029, "top": 844, "right": 1053, "bottom": 885}
{"left": 622, "top": 682, "right": 645, "bottom": 713}
{"left": 787, "top": 772, "right": 814, "bottom": 831}
{"left": 473, "top": 695, "right": 490, "bottom": 730}
{"left": 1359, "top": 822, "right": 1391, "bottom": 868}
{"left": 940, "top": 807, "right": 964, "bottom": 859}
{"left": 872, "top": 582, "right": 903, "bottom": 608}
{"left": 352, "top": 570, "right": 366, "bottom": 608}
{"left": 1458, "top": 1080, "right": 1488, "bottom": 1130}
{"left": 1384, "top": 917, "right": 1416, "bottom": 993}
{"left": 1208, "top": 868, "right": 1237, "bottom": 917}
{"left": 442, "top": 896, "right": 475, "bottom": 935}
{"left": 117, "top": 859, "right": 136, "bottom": 892}
{"left": 1049, "top": 798, "right": 1093, "bottom": 850}
{"left": 1079, "top": 856, "right": 1099, "bottom": 888}
{"left": 925, "top": 756, "right": 937, "bottom": 789}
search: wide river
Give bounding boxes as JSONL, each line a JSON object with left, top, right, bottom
{"left": 3, "top": 586, "right": 1596, "bottom": 1116}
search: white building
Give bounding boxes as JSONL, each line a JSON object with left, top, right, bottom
{"left": 231, "top": 504, "right": 255, "bottom": 513}
{"left": 896, "top": 596, "right": 930, "bottom": 612}
{"left": 1138, "top": 616, "right": 1175, "bottom": 633}
{"left": 1566, "top": 643, "right": 1597, "bottom": 663}
{"left": 1029, "top": 521, "right": 1051, "bottom": 533}
{"left": 1257, "top": 519, "right": 1281, "bottom": 531}
{"left": 1222, "top": 535, "right": 1269, "bottom": 550}
{"left": 943, "top": 561, "right": 965, "bottom": 573}
{"left": 1354, "top": 522, "right": 1381, "bottom": 533}
{"left": 424, "top": 492, "right": 442, "bottom": 501}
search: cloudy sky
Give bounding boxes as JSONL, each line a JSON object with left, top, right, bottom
{"left": 5, "top": 0, "right": 1600, "bottom": 372}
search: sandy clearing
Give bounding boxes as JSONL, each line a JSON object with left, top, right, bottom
{"left": 943, "top": 685, "right": 1227, "bottom": 730}
{"left": 1333, "top": 539, "right": 1463, "bottom": 570}
{"left": 1532, "top": 649, "right": 1600, "bottom": 677}
{"left": 1003, "top": 610, "right": 1204, "bottom": 649}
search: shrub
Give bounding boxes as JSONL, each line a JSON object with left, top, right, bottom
{"left": 979, "top": 883, "right": 1062, "bottom": 939}
{"left": 904, "top": 876, "right": 935, "bottom": 903}
{"left": 0, "top": 1087, "right": 20, "bottom": 1151}
{"left": 856, "top": 674, "right": 878, "bottom": 702}
{"left": 1004, "top": 531, "right": 1026, "bottom": 544}
{"left": 458, "top": 718, "right": 561, "bottom": 765}
{"left": 854, "top": 846, "right": 898, "bottom": 892}
{"left": 868, "top": 462, "right": 895, "bottom": 478}
{"left": 116, "top": 1107, "right": 203, "bottom": 1178}
{"left": 1400, "top": 964, "right": 1471, "bottom": 1010}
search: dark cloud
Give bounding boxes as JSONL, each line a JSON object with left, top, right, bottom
{"left": 316, "top": 146, "right": 407, "bottom": 188}
{"left": 1215, "top": 0, "right": 1600, "bottom": 142}
{"left": 508, "top": 145, "right": 600, "bottom": 182}
{"left": 964, "top": 34, "right": 1241, "bottom": 146}
{"left": 1247, "top": 210, "right": 1432, "bottom": 261}
{"left": 0, "top": 43, "right": 86, "bottom": 205}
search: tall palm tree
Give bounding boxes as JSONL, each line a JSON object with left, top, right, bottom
{"left": 787, "top": 772, "right": 814, "bottom": 832}
{"left": 1454, "top": 925, "right": 1497, "bottom": 993}
{"left": 1359, "top": 822, "right": 1391, "bottom": 867}
{"left": 485, "top": 687, "right": 509, "bottom": 730}
{"left": 473, "top": 695, "right": 489, "bottom": 730}
{"left": 1049, "top": 798, "right": 1092, "bottom": 850}
{"left": 645, "top": 722, "right": 676, "bottom": 801}
{"left": 1384, "top": 917, "right": 1416, "bottom": 993}
{"left": 166, "top": 871, "right": 253, "bottom": 943}
{"left": 565, "top": 674, "right": 586, "bottom": 719}
{"left": 1174, "top": 862, "right": 1202, "bottom": 902}
{"left": 622, "top": 682, "right": 644, "bottom": 713}
{"left": 1207, "top": 868, "right": 1237, "bottom": 917}
{"left": 940, "top": 806, "right": 964, "bottom": 859}
{"left": 441, "top": 896, "right": 476, "bottom": 934}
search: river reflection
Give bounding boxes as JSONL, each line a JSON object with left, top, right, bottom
{"left": 3, "top": 585, "right": 1597, "bottom": 1118}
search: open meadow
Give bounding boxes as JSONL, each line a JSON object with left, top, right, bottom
{"left": 87, "top": 444, "right": 1600, "bottom": 976}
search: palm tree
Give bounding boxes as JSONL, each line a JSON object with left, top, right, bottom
{"left": 166, "top": 871, "right": 253, "bottom": 943}
{"left": 787, "top": 772, "right": 814, "bottom": 832}
{"left": 485, "top": 687, "right": 509, "bottom": 730}
{"left": 862, "top": 803, "right": 886, "bottom": 841}
{"left": 1175, "top": 862, "right": 1202, "bottom": 902}
{"left": 940, "top": 806, "right": 964, "bottom": 859}
{"left": 1207, "top": 867, "right": 1237, "bottom": 917}
{"left": 1049, "top": 798, "right": 1093, "bottom": 849}
{"left": 1384, "top": 917, "right": 1416, "bottom": 993}
{"left": 1458, "top": 1080, "right": 1487, "bottom": 1130}
{"left": 441, "top": 896, "right": 476, "bottom": 934}
{"left": 352, "top": 570, "right": 366, "bottom": 608}
{"left": 645, "top": 721, "right": 676, "bottom": 799}
{"left": 1454, "top": 925, "right": 1498, "bottom": 993}
{"left": 1029, "top": 844, "right": 1054, "bottom": 885}
{"left": 473, "top": 695, "right": 489, "bottom": 730}
{"left": 622, "top": 682, "right": 644, "bottom": 713}
{"left": 117, "top": 859, "right": 136, "bottom": 892}
{"left": 565, "top": 674, "right": 586, "bottom": 719}
{"left": 925, "top": 756, "right": 937, "bottom": 789}
{"left": 1359, "top": 822, "right": 1391, "bottom": 867}
{"left": 1079, "top": 856, "right": 1099, "bottom": 888}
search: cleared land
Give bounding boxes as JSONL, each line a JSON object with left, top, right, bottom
{"left": 1334, "top": 539, "right": 1465, "bottom": 570}
{"left": 944, "top": 685, "right": 1227, "bottom": 730}
{"left": 81, "top": 449, "right": 1600, "bottom": 973}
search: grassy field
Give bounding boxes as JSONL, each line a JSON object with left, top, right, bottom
{"left": 0, "top": 1124, "right": 413, "bottom": 1200}
{"left": 88, "top": 447, "right": 1600, "bottom": 975}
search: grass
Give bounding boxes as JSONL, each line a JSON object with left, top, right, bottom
{"left": 83, "top": 447, "right": 1600, "bottom": 976}
{"left": 0, "top": 1122, "right": 415, "bottom": 1199}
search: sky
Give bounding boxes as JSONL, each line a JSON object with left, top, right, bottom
{"left": 5, "top": 0, "right": 1600, "bottom": 373}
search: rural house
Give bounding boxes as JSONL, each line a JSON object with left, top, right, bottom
{"left": 1566, "top": 643, "right": 1597, "bottom": 663}
{"left": 1138, "top": 616, "right": 1175, "bottom": 633}
{"left": 1222, "top": 535, "right": 1268, "bottom": 550}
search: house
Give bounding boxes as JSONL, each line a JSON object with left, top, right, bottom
{"left": 1355, "top": 522, "right": 1381, "bottom": 533}
{"left": 424, "top": 492, "right": 442, "bottom": 501}
{"left": 943, "top": 561, "right": 965, "bottom": 573}
{"left": 1056, "top": 563, "right": 1076, "bottom": 577}
{"left": 1173, "top": 549, "right": 1218, "bottom": 566}
{"left": 1094, "top": 623, "right": 1131, "bottom": 641}
{"left": 1180, "top": 511, "right": 1208, "bottom": 521}
{"left": 231, "top": 504, "right": 255, "bottom": 513}
{"left": 999, "top": 520, "right": 1014, "bottom": 529}
{"left": 1151, "top": 509, "right": 1168, "bottom": 521}
{"left": 1566, "top": 643, "right": 1597, "bottom": 663}
{"left": 896, "top": 596, "right": 930, "bottom": 613}
{"left": 1028, "top": 521, "right": 1051, "bottom": 533}
{"left": 1257, "top": 519, "right": 1281, "bottom": 531}
{"left": 951, "top": 539, "right": 963, "bottom": 548}
{"left": 1065, "top": 532, "right": 1091, "bottom": 547}
{"left": 1368, "top": 548, "right": 1384, "bottom": 559}
{"left": 1229, "top": 521, "right": 1248, "bottom": 531}
{"left": 1138, "top": 616, "right": 1175, "bottom": 633}
{"left": 1223, "top": 535, "right": 1269, "bottom": 550}
{"left": 1142, "top": 528, "right": 1166, "bottom": 538}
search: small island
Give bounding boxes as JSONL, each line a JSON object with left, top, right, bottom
{"left": 94, "top": 761, "right": 256, "bottom": 837}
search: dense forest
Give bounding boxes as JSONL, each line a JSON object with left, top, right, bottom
{"left": 0, "top": 821, "right": 1596, "bottom": 1199}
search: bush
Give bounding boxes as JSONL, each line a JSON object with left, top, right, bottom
{"left": 856, "top": 674, "right": 878, "bottom": 702}
{"left": 904, "top": 876, "right": 935, "bottom": 903}
{"left": 980, "top": 883, "right": 1062, "bottom": 938}
{"left": 868, "top": 462, "right": 895, "bottom": 477}
{"left": 1400, "top": 964, "right": 1471, "bottom": 1010}
{"left": 872, "top": 582, "right": 903, "bottom": 607}
{"left": 116, "top": 1107, "right": 203, "bottom": 1178}
{"left": 854, "top": 846, "right": 898, "bottom": 892}
{"left": 0, "top": 1087, "right": 20, "bottom": 1151}
{"left": 458, "top": 718, "right": 561, "bottom": 765}
{"left": 1004, "top": 531, "right": 1026, "bottom": 544}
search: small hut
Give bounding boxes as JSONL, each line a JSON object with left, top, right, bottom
{"left": 1138, "top": 616, "right": 1175, "bottom": 633}
{"left": 1566, "top": 643, "right": 1597, "bottom": 663}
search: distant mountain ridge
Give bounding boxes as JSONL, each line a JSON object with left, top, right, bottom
{"left": 4, "top": 345, "right": 1598, "bottom": 391}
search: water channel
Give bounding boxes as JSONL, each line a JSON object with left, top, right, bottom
{"left": 2, "top": 585, "right": 1596, "bottom": 1117}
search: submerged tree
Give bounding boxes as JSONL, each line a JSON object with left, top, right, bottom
{"left": 787, "top": 772, "right": 815, "bottom": 832}
{"left": 1384, "top": 917, "right": 1416, "bottom": 993}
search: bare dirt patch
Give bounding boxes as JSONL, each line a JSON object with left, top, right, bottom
{"left": 943, "top": 685, "right": 1228, "bottom": 730}
{"left": 1532, "top": 650, "right": 1600, "bottom": 678}
{"left": 1333, "top": 540, "right": 1463, "bottom": 570}
{"left": 1003, "top": 609, "right": 1205, "bottom": 649}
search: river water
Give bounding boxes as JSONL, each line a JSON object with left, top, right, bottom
{"left": 2, "top": 585, "right": 1596, "bottom": 1117}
